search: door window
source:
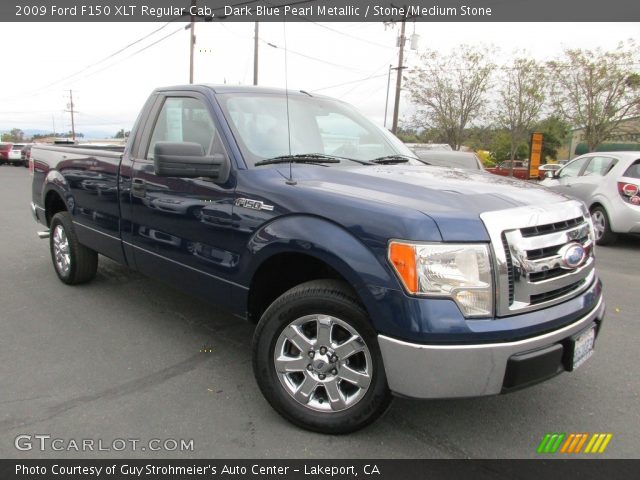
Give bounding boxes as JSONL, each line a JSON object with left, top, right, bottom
{"left": 558, "top": 157, "right": 589, "bottom": 178}
{"left": 146, "top": 97, "right": 220, "bottom": 160}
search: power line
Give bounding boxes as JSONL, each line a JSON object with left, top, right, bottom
{"left": 307, "top": 22, "right": 395, "bottom": 50}
{"left": 74, "top": 27, "right": 186, "bottom": 83}
{"left": 262, "top": 39, "right": 368, "bottom": 73}
{"left": 311, "top": 73, "right": 389, "bottom": 92}
{"left": 24, "top": 22, "right": 174, "bottom": 96}
{"left": 340, "top": 58, "right": 397, "bottom": 97}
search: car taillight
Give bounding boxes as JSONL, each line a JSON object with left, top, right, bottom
{"left": 618, "top": 181, "right": 640, "bottom": 205}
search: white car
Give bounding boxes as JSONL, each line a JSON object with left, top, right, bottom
{"left": 541, "top": 151, "right": 640, "bottom": 244}
{"left": 8, "top": 143, "right": 26, "bottom": 165}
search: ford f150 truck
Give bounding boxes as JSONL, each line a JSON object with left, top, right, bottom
{"left": 30, "top": 85, "right": 604, "bottom": 434}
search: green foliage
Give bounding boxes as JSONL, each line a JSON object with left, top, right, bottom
{"left": 489, "top": 130, "right": 528, "bottom": 161}
{"left": 533, "top": 116, "right": 570, "bottom": 160}
{"left": 1, "top": 128, "right": 25, "bottom": 142}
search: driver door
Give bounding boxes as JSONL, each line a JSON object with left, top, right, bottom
{"left": 129, "top": 93, "right": 239, "bottom": 308}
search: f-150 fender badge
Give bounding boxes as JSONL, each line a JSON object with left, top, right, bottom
{"left": 235, "top": 198, "right": 274, "bottom": 211}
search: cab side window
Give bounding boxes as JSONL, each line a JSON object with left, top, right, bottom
{"left": 147, "top": 97, "right": 222, "bottom": 160}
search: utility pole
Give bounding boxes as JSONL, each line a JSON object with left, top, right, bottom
{"left": 189, "top": 0, "right": 196, "bottom": 84}
{"left": 65, "top": 90, "right": 76, "bottom": 141}
{"left": 253, "top": 22, "right": 259, "bottom": 85}
{"left": 384, "top": 64, "right": 394, "bottom": 128}
{"left": 391, "top": 15, "right": 407, "bottom": 135}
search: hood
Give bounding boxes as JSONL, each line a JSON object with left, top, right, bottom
{"left": 286, "top": 164, "right": 570, "bottom": 241}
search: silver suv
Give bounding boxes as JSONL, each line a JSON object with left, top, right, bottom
{"left": 541, "top": 151, "right": 640, "bottom": 245}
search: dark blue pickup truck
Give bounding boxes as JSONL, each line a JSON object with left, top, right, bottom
{"left": 31, "top": 85, "right": 604, "bottom": 433}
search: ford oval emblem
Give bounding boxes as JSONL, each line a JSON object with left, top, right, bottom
{"left": 559, "top": 242, "right": 586, "bottom": 269}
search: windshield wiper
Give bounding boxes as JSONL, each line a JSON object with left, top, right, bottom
{"left": 255, "top": 154, "right": 340, "bottom": 166}
{"left": 255, "top": 153, "right": 373, "bottom": 166}
{"left": 370, "top": 155, "right": 413, "bottom": 164}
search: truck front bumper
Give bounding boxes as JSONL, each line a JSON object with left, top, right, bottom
{"left": 378, "top": 296, "right": 605, "bottom": 399}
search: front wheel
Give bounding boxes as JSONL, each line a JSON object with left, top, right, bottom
{"left": 590, "top": 206, "right": 617, "bottom": 246}
{"left": 49, "top": 212, "right": 98, "bottom": 284}
{"left": 252, "top": 279, "right": 392, "bottom": 434}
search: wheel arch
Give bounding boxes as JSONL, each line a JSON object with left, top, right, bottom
{"left": 242, "top": 215, "right": 398, "bottom": 326}
{"left": 44, "top": 187, "right": 68, "bottom": 227}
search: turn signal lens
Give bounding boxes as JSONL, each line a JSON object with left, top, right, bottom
{"left": 388, "top": 242, "right": 417, "bottom": 293}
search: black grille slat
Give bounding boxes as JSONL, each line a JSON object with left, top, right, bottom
{"left": 520, "top": 217, "right": 582, "bottom": 238}
{"left": 530, "top": 280, "right": 585, "bottom": 305}
{"left": 529, "top": 268, "right": 565, "bottom": 282}
{"left": 526, "top": 245, "right": 561, "bottom": 261}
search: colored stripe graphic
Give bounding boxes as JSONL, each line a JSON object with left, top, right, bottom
{"left": 537, "top": 433, "right": 565, "bottom": 453}
{"left": 560, "top": 433, "right": 588, "bottom": 453}
{"left": 539, "top": 433, "right": 612, "bottom": 454}
{"left": 585, "top": 433, "right": 613, "bottom": 454}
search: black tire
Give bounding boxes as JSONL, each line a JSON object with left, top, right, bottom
{"left": 49, "top": 212, "right": 98, "bottom": 284}
{"left": 590, "top": 206, "right": 617, "bottom": 246}
{"left": 252, "top": 279, "right": 392, "bottom": 434}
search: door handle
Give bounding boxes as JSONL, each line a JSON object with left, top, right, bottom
{"left": 132, "top": 178, "right": 146, "bottom": 198}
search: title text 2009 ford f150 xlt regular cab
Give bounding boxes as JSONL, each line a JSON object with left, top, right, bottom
{"left": 31, "top": 85, "right": 604, "bottom": 433}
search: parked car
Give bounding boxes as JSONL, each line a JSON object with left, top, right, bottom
{"left": 538, "top": 163, "right": 562, "bottom": 180}
{"left": 30, "top": 85, "right": 604, "bottom": 433}
{"left": 485, "top": 160, "right": 530, "bottom": 180}
{"left": 0, "top": 143, "right": 11, "bottom": 164}
{"left": 6, "top": 143, "right": 26, "bottom": 166}
{"left": 540, "top": 151, "right": 640, "bottom": 245}
{"left": 21, "top": 144, "right": 32, "bottom": 167}
{"left": 411, "top": 149, "right": 484, "bottom": 170}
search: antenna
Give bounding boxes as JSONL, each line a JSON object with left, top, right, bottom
{"left": 283, "top": 22, "right": 295, "bottom": 185}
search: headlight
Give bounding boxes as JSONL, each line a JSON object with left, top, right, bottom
{"left": 388, "top": 241, "right": 493, "bottom": 318}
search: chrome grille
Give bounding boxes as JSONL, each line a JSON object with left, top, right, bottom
{"left": 481, "top": 201, "right": 596, "bottom": 317}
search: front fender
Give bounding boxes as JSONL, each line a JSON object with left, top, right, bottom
{"left": 239, "top": 215, "right": 402, "bottom": 330}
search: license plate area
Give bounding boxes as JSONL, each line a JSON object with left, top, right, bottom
{"left": 567, "top": 325, "right": 596, "bottom": 371}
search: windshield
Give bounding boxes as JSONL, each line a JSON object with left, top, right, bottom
{"left": 216, "top": 92, "right": 417, "bottom": 167}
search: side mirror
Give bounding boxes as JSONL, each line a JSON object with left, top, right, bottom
{"left": 545, "top": 170, "right": 557, "bottom": 179}
{"left": 154, "top": 142, "right": 230, "bottom": 182}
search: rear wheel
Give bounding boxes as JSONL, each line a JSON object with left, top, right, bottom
{"left": 49, "top": 212, "right": 98, "bottom": 284}
{"left": 252, "top": 279, "right": 392, "bottom": 434}
{"left": 590, "top": 206, "right": 617, "bottom": 246}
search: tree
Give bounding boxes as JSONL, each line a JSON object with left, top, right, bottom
{"left": 405, "top": 45, "right": 494, "bottom": 150}
{"left": 114, "top": 129, "right": 130, "bottom": 139}
{"left": 1, "top": 128, "right": 25, "bottom": 142}
{"left": 490, "top": 130, "right": 528, "bottom": 161}
{"left": 495, "top": 57, "right": 546, "bottom": 175}
{"left": 533, "top": 116, "right": 570, "bottom": 161}
{"left": 547, "top": 41, "right": 640, "bottom": 152}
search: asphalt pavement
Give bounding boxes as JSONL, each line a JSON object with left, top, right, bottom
{"left": 1, "top": 165, "right": 638, "bottom": 458}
